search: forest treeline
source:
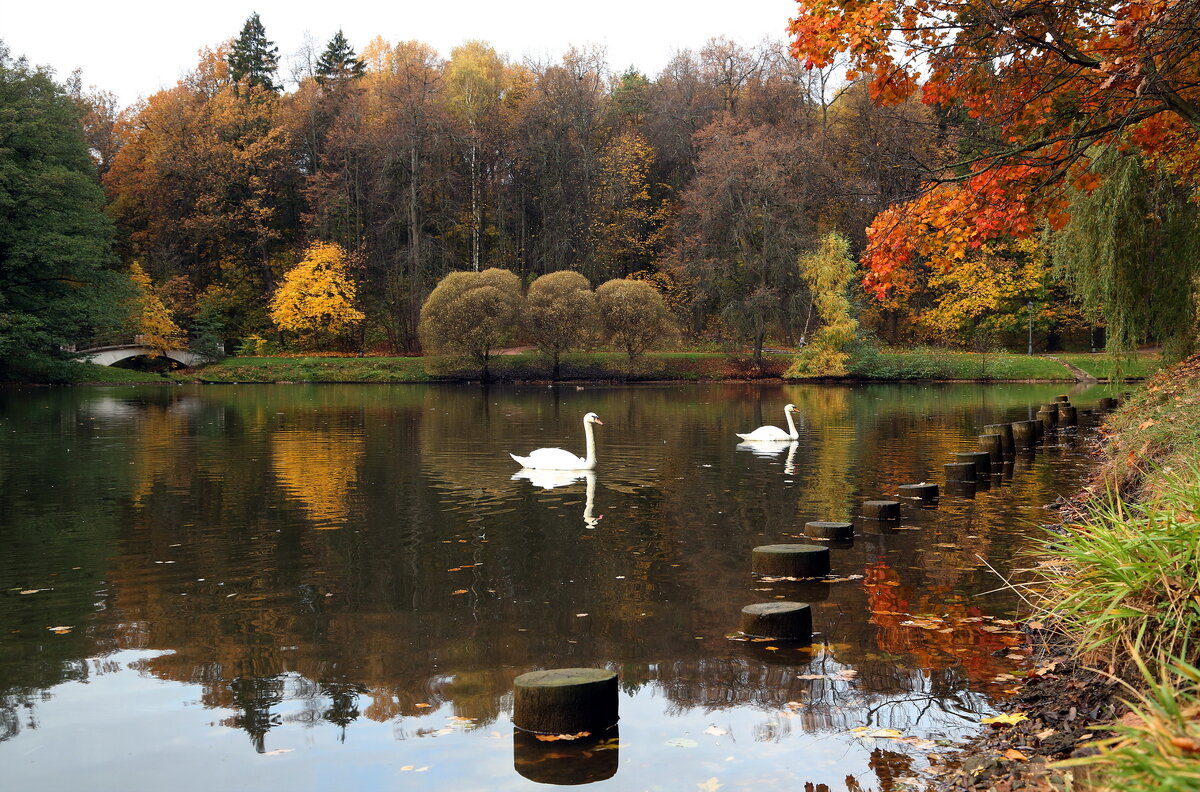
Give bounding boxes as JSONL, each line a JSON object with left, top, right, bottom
{"left": 5, "top": 8, "right": 1197, "bottom": 378}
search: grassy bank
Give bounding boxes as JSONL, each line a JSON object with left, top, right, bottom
{"left": 186, "top": 352, "right": 792, "bottom": 383}
{"left": 1036, "top": 353, "right": 1200, "bottom": 788}
{"left": 1053, "top": 352, "right": 1162, "bottom": 381}
{"left": 186, "top": 348, "right": 1086, "bottom": 383}
{"left": 2, "top": 361, "right": 176, "bottom": 385}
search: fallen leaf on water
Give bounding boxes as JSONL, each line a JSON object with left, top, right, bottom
{"left": 704, "top": 725, "right": 728, "bottom": 736}
{"left": 764, "top": 646, "right": 779, "bottom": 651}
{"left": 856, "top": 728, "right": 904, "bottom": 739}
{"left": 263, "top": 749, "right": 293, "bottom": 756}
{"left": 1003, "top": 749, "right": 1028, "bottom": 761}
{"left": 414, "top": 703, "right": 431, "bottom": 708}
{"left": 47, "top": 626, "right": 73, "bottom": 634}
{"left": 19, "top": 590, "right": 39, "bottom": 595}
{"left": 575, "top": 613, "right": 589, "bottom": 617}
{"left": 697, "top": 778, "right": 723, "bottom": 792}
{"left": 534, "top": 731, "right": 590, "bottom": 742}
{"left": 665, "top": 738, "right": 698, "bottom": 748}
{"left": 401, "top": 765, "right": 414, "bottom": 771}
{"left": 981, "top": 713, "right": 1029, "bottom": 726}
{"left": 451, "top": 589, "right": 468, "bottom": 596}
{"left": 447, "top": 715, "right": 475, "bottom": 723}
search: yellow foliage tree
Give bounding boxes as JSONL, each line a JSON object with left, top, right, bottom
{"left": 269, "top": 241, "right": 365, "bottom": 346}
{"left": 590, "top": 131, "right": 666, "bottom": 278}
{"left": 917, "top": 238, "right": 1046, "bottom": 340}
{"left": 128, "top": 261, "right": 185, "bottom": 356}
{"left": 787, "top": 232, "right": 858, "bottom": 378}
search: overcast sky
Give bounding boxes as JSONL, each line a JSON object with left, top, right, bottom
{"left": 4, "top": 0, "right": 798, "bottom": 108}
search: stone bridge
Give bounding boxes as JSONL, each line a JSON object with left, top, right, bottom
{"left": 73, "top": 342, "right": 206, "bottom": 368}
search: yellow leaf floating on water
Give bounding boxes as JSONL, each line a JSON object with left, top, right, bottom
{"left": 262, "top": 749, "right": 294, "bottom": 756}
{"left": 451, "top": 589, "right": 468, "bottom": 596}
{"left": 981, "top": 712, "right": 1029, "bottom": 726}
{"left": 704, "top": 725, "right": 729, "bottom": 736}
{"left": 534, "top": 731, "right": 590, "bottom": 742}
{"left": 47, "top": 626, "right": 73, "bottom": 634}
{"left": 852, "top": 727, "right": 905, "bottom": 739}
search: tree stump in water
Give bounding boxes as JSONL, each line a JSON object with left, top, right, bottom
{"left": 979, "top": 434, "right": 1004, "bottom": 462}
{"left": 944, "top": 462, "right": 976, "bottom": 482}
{"left": 739, "top": 602, "right": 812, "bottom": 640}
{"left": 513, "top": 668, "right": 619, "bottom": 735}
{"left": 955, "top": 451, "right": 992, "bottom": 479}
{"left": 752, "top": 544, "right": 830, "bottom": 577}
{"left": 1058, "top": 405, "right": 1077, "bottom": 425}
{"left": 984, "top": 424, "right": 1014, "bottom": 454}
{"left": 804, "top": 521, "right": 853, "bottom": 541}
{"left": 1039, "top": 404, "right": 1060, "bottom": 426}
{"left": 1037, "top": 410, "right": 1056, "bottom": 430}
{"left": 1011, "top": 420, "right": 1037, "bottom": 447}
{"left": 898, "top": 483, "right": 939, "bottom": 500}
{"left": 863, "top": 500, "right": 901, "bottom": 520}
{"left": 1055, "top": 394, "right": 1071, "bottom": 402}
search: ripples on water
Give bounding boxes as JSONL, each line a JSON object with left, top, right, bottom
{"left": 0, "top": 382, "right": 1112, "bottom": 790}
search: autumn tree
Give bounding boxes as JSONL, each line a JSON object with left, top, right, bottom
{"left": 228, "top": 13, "right": 280, "bottom": 92}
{"left": 595, "top": 278, "right": 678, "bottom": 362}
{"left": 269, "top": 241, "right": 365, "bottom": 348}
{"left": 524, "top": 271, "right": 598, "bottom": 378}
{"left": 127, "top": 261, "right": 186, "bottom": 355}
{"left": 590, "top": 131, "right": 666, "bottom": 280}
{"left": 789, "top": 0, "right": 1200, "bottom": 358}
{"left": 315, "top": 30, "right": 365, "bottom": 86}
{"left": 786, "top": 232, "right": 858, "bottom": 378}
{"left": 0, "top": 45, "right": 130, "bottom": 378}
{"left": 418, "top": 268, "right": 523, "bottom": 378}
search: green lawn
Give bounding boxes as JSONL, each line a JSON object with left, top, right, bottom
{"left": 847, "top": 348, "right": 1075, "bottom": 381}
{"left": 1051, "top": 351, "right": 1161, "bottom": 380}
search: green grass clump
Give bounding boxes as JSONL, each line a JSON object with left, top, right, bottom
{"left": 847, "top": 347, "right": 1074, "bottom": 380}
{"left": 4, "top": 360, "right": 174, "bottom": 384}
{"left": 1040, "top": 467, "right": 1200, "bottom": 666}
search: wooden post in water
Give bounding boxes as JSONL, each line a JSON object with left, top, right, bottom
{"left": 862, "top": 500, "right": 901, "bottom": 520}
{"left": 1011, "top": 420, "right": 1037, "bottom": 447}
{"left": 898, "top": 483, "right": 939, "bottom": 500}
{"left": 980, "top": 433, "right": 1004, "bottom": 462}
{"left": 740, "top": 602, "right": 812, "bottom": 640}
{"left": 984, "top": 423, "right": 1014, "bottom": 454}
{"left": 1055, "top": 394, "right": 1071, "bottom": 403}
{"left": 1037, "top": 410, "right": 1056, "bottom": 431}
{"left": 804, "top": 521, "right": 853, "bottom": 541}
{"left": 1058, "top": 404, "right": 1078, "bottom": 426}
{"left": 1039, "top": 403, "right": 1060, "bottom": 426}
{"left": 944, "top": 462, "right": 976, "bottom": 482}
{"left": 955, "top": 451, "right": 992, "bottom": 479}
{"left": 752, "top": 544, "right": 831, "bottom": 577}
{"left": 513, "top": 668, "right": 619, "bottom": 735}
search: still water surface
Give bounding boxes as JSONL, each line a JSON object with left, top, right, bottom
{"left": 0, "top": 382, "right": 1109, "bottom": 791}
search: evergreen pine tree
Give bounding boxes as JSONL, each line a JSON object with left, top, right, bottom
{"left": 315, "top": 30, "right": 365, "bottom": 85}
{"left": 228, "top": 13, "right": 280, "bottom": 92}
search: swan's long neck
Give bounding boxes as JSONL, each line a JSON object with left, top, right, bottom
{"left": 785, "top": 409, "right": 798, "bottom": 439}
{"left": 583, "top": 419, "right": 597, "bottom": 468}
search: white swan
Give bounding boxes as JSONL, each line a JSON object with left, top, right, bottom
{"left": 509, "top": 412, "right": 602, "bottom": 470}
{"left": 736, "top": 404, "right": 798, "bottom": 441}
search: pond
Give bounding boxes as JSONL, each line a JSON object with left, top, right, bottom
{"left": 0, "top": 382, "right": 1110, "bottom": 791}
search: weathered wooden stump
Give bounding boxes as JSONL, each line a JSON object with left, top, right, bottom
{"left": 898, "top": 482, "right": 939, "bottom": 500}
{"left": 739, "top": 602, "right": 812, "bottom": 640}
{"left": 804, "top": 521, "right": 854, "bottom": 541}
{"left": 513, "top": 668, "right": 619, "bottom": 735}
{"left": 1055, "top": 394, "right": 1071, "bottom": 403}
{"left": 1058, "top": 405, "right": 1078, "bottom": 425}
{"left": 1039, "top": 403, "right": 1060, "bottom": 425}
{"left": 944, "top": 461, "right": 976, "bottom": 482}
{"left": 984, "top": 423, "right": 1015, "bottom": 454}
{"left": 862, "top": 500, "right": 901, "bottom": 520}
{"left": 752, "top": 544, "right": 830, "bottom": 577}
{"left": 1011, "top": 420, "right": 1037, "bottom": 447}
{"left": 979, "top": 433, "right": 1004, "bottom": 462}
{"left": 955, "top": 451, "right": 993, "bottom": 479}
{"left": 513, "top": 726, "right": 619, "bottom": 784}
{"left": 1036, "top": 410, "right": 1056, "bottom": 430}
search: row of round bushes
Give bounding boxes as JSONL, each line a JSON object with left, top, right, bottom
{"left": 418, "top": 269, "right": 678, "bottom": 377}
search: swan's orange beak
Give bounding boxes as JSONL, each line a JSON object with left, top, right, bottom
{"left": 594, "top": 418, "right": 604, "bottom": 425}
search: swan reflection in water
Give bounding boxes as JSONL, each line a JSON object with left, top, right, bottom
{"left": 735, "top": 440, "right": 799, "bottom": 475}
{"left": 511, "top": 469, "right": 600, "bottom": 528}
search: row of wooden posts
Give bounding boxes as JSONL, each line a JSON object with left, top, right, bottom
{"left": 510, "top": 393, "right": 1119, "bottom": 746}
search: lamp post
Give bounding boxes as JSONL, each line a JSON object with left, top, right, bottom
{"left": 1027, "top": 301, "right": 1035, "bottom": 356}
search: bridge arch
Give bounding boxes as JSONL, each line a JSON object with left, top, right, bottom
{"left": 75, "top": 345, "right": 205, "bottom": 368}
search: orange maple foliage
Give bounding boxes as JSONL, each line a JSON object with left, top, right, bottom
{"left": 789, "top": 0, "right": 1200, "bottom": 295}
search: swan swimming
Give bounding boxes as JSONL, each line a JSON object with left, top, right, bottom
{"left": 736, "top": 404, "right": 799, "bottom": 441}
{"left": 509, "top": 412, "right": 602, "bottom": 470}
